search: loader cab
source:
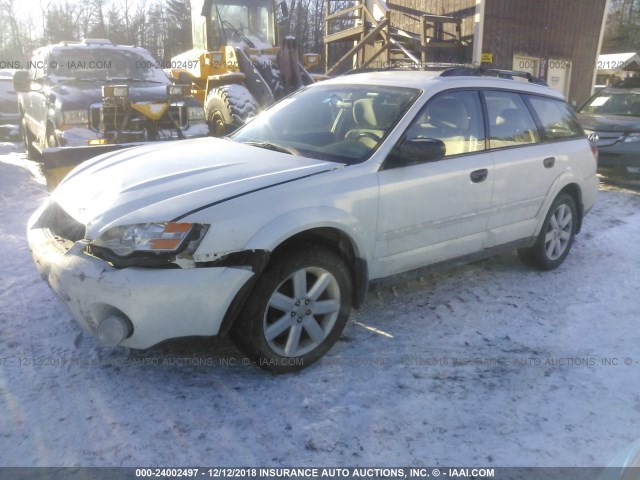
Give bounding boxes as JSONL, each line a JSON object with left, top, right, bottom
{"left": 192, "top": 0, "right": 278, "bottom": 51}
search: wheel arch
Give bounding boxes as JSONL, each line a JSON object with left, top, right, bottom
{"left": 536, "top": 176, "right": 585, "bottom": 237}
{"left": 271, "top": 227, "right": 369, "bottom": 310}
{"left": 218, "top": 223, "right": 369, "bottom": 336}
{"left": 558, "top": 183, "right": 583, "bottom": 233}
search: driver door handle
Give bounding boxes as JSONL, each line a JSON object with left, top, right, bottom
{"left": 470, "top": 168, "right": 488, "bottom": 183}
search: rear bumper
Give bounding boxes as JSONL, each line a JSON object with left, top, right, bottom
{"left": 597, "top": 145, "right": 640, "bottom": 176}
{"left": 28, "top": 221, "right": 254, "bottom": 349}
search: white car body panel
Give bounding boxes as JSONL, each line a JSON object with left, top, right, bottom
{"left": 187, "top": 163, "right": 378, "bottom": 262}
{"left": 375, "top": 151, "right": 494, "bottom": 278}
{"left": 27, "top": 226, "right": 254, "bottom": 348}
{"left": 487, "top": 143, "right": 561, "bottom": 245}
{"left": 26, "top": 70, "right": 599, "bottom": 352}
{"left": 53, "top": 138, "right": 339, "bottom": 239}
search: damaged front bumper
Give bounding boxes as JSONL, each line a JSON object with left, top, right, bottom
{"left": 27, "top": 217, "right": 255, "bottom": 349}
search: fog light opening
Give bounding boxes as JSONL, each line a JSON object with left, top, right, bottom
{"left": 97, "top": 314, "right": 133, "bottom": 347}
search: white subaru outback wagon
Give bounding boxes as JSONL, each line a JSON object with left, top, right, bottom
{"left": 28, "top": 68, "right": 599, "bottom": 372}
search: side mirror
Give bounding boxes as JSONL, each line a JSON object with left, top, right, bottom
{"left": 13, "top": 70, "right": 30, "bottom": 93}
{"left": 394, "top": 137, "right": 446, "bottom": 166}
{"left": 279, "top": 1, "right": 289, "bottom": 18}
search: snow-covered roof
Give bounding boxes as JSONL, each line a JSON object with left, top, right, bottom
{"left": 599, "top": 52, "right": 637, "bottom": 63}
{"left": 597, "top": 52, "right": 640, "bottom": 72}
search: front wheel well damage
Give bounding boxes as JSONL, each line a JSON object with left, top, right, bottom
{"left": 271, "top": 228, "right": 368, "bottom": 309}
{"left": 218, "top": 228, "right": 368, "bottom": 335}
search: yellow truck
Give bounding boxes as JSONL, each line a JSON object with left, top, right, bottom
{"left": 170, "top": 0, "right": 320, "bottom": 136}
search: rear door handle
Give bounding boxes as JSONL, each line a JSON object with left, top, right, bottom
{"left": 543, "top": 157, "right": 556, "bottom": 168}
{"left": 470, "top": 168, "right": 488, "bottom": 183}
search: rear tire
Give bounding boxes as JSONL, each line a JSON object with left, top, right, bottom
{"left": 204, "top": 85, "right": 257, "bottom": 137}
{"left": 230, "top": 244, "right": 352, "bottom": 373}
{"left": 518, "top": 193, "right": 577, "bottom": 270}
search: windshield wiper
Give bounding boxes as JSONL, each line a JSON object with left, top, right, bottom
{"left": 243, "top": 141, "right": 300, "bottom": 156}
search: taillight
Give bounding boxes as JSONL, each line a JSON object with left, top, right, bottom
{"left": 590, "top": 142, "right": 598, "bottom": 164}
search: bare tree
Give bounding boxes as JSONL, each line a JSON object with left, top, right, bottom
{"left": 603, "top": 0, "right": 640, "bottom": 52}
{"left": 0, "top": 0, "right": 24, "bottom": 52}
{"left": 165, "top": 0, "right": 191, "bottom": 60}
{"left": 87, "top": 0, "right": 108, "bottom": 38}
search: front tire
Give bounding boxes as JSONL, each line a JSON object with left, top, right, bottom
{"left": 204, "top": 85, "right": 257, "bottom": 137}
{"left": 518, "top": 192, "right": 577, "bottom": 270}
{"left": 230, "top": 244, "right": 353, "bottom": 373}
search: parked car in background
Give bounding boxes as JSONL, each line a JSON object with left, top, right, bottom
{"left": 13, "top": 39, "right": 208, "bottom": 184}
{"left": 27, "top": 68, "right": 598, "bottom": 373}
{"left": 578, "top": 78, "right": 640, "bottom": 177}
{"left": 0, "top": 69, "right": 20, "bottom": 140}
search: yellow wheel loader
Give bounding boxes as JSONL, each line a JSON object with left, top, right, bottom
{"left": 170, "top": 0, "right": 321, "bottom": 136}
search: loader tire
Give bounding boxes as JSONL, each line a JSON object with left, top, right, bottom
{"left": 205, "top": 85, "right": 258, "bottom": 137}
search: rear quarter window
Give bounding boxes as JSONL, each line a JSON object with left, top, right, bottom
{"left": 484, "top": 91, "right": 541, "bottom": 149}
{"left": 527, "top": 96, "right": 584, "bottom": 140}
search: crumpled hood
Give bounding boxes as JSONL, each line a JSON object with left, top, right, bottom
{"left": 577, "top": 112, "right": 640, "bottom": 132}
{"left": 52, "top": 137, "right": 339, "bottom": 238}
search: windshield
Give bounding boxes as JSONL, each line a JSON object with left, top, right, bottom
{"left": 214, "top": 0, "right": 275, "bottom": 46}
{"left": 48, "top": 47, "right": 170, "bottom": 84}
{"left": 230, "top": 84, "right": 420, "bottom": 164}
{"left": 579, "top": 89, "right": 640, "bottom": 117}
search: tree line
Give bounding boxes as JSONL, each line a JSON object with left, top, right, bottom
{"left": 602, "top": 0, "right": 640, "bottom": 53}
{"left": 5, "top": 0, "right": 633, "bottom": 69}
{"left": 0, "top": 0, "right": 332, "bottom": 65}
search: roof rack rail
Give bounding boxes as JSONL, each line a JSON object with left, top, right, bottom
{"left": 440, "top": 67, "right": 548, "bottom": 86}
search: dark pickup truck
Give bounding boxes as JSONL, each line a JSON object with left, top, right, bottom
{"left": 13, "top": 39, "right": 208, "bottom": 177}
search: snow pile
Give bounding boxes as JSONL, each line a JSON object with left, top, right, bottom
{"left": 1, "top": 150, "right": 640, "bottom": 467}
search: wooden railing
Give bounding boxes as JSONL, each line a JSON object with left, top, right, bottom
{"left": 324, "top": 0, "right": 392, "bottom": 74}
{"left": 324, "top": 0, "right": 464, "bottom": 72}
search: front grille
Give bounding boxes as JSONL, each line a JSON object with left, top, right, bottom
{"left": 584, "top": 129, "right": 625, "bottom": 147}
{"left": 89, "top": 102, "right": 188, "bottom": 140}
{"left": 40, "top": 202, "right": 86, "bottom": 243}
{"left": 164, "top": 104, "right": 188, "bottom": 129}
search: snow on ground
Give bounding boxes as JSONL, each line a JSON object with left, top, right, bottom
{"left": 1, "top": 143, "right": 640, "bottom": 468}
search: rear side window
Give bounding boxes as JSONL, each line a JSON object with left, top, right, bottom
{"left": 404, "top": 90, "right": 486, "bottom": 157}
{"left": 527, "top": 96, "right": 584, "bottom": 140}
{"left": 484, "top": 91, "right": 540, "bottom": 149}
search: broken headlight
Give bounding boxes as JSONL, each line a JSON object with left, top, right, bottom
{"left": 91, "top": 222, "right": 207, "bottom": 257}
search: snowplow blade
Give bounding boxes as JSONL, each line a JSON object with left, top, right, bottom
{"left": 40, "top": 144, "right": 144, "bottom": 191}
